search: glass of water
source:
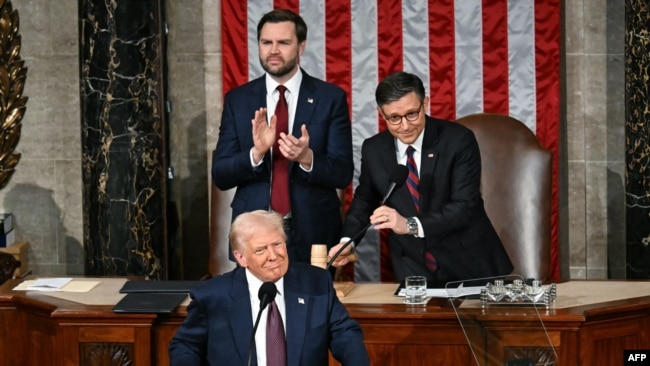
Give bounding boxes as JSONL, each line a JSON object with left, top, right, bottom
{"left": 404, "top": 276, "right": 427, "bottom": 305}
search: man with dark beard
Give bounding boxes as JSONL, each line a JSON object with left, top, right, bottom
{"left": 213, "top": 9, "right": 353, "bottom": 266}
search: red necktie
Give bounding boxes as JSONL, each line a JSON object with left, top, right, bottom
{"left": 406, "top": 146, "right": 420, "bottom": 212}
{"left": 266, "top": 300, "right": 287, "bottom": 366}
{"left": 271, "top": 85, "right": 290, "bottom": 216}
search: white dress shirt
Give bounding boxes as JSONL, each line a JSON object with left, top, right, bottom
{"left": 245, "top": 270, "right": 286, "bottom": 366}
{"left": 250, "top": 69, "right": 312, "bottom": 172}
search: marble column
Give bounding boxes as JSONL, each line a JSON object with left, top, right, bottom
{"left": 79, "top": 0, "right": 168, "bottom": 279}
{"left": 625, "top": 1, "right": 650, "bottom": 279}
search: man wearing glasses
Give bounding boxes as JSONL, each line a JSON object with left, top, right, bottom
{"left": 329, "top": 72, "right": 512, "bottom": 287}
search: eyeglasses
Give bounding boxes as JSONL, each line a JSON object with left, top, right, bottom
{"left": 381, "top": 101, "right": 423, "bottom": 125}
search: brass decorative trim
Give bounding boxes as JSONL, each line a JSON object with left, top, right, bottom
{"left": 0, "top": 0, "right": 27, "bottom": 189}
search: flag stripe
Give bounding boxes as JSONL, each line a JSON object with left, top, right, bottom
{"left": 225, "top": 0, "right": 561, "bottom": 282}
{"left": 376, "top": 0, "right": 403, "bottom": 281}
{"left": 482, "top": 0, "right": 509, "bottom": 114}
{"left": 507, "top": 0, "right": 537, "bottom": 132}
{"left": 377, "top": 1, "right": 403, "bottom": 92}
{"left": 325, "top": 0, "right": 351, "bottom": 91}
{"left": 300, "top": 0, "right": 325, "bottom": 80}
{"left": 428, "top": 0, "right": 456, "bottom": 118}
{"left": 325, "top": 0, "right": 354, "bottom": 216}
{"left": 455, "top": 0, "right": 484, "bottom": 118}
{"left": 351, "top": 0, "right": 378, "bottom": 189}
{"left": 221, "top": 0, "right": 248, "bottom": 93}
{"left": 534, "top": 0, "right": 561, "bottom": 281}
{"left": 350, "top": 1, "right": 382, "bottom": 282}
{"left": 403, "top": 2, "right": 430, "bottom": 104}
{"left": 247, "top": 2, "right": 269, "bottom": 79}
{"left": 275, "top": 0, "right": 298, "bottom": 13}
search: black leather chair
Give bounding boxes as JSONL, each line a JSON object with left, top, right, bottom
{"left": 0, "top": 252, "right": 21, "bottom": 285}
{"left": 457, "top": 113, "right": 552, "bottom": 282}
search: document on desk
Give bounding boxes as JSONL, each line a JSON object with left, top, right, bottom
{"left": 13, "top": 278, "right": 101, "bottom": 292}
{"left": 24, "top": 277, "right": 72, "bottom": 291}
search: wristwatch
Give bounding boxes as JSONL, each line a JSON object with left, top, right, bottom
{"left": 406, "top": 217, "right": 418, "bottom": 236}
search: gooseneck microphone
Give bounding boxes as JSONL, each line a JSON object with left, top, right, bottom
{"left": 380, "top": 164, "right": 410, "bottom": 205}
{"left": 247, "top": 282, "right": 278, "bottom": 366}
{"left": 326, "top": 165, "right": 409, "bottom": 270}
{"left": 258, "top": 281, "right": 277, "bottom": 310}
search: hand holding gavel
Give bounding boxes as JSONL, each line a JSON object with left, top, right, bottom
{"left": 311, "top": 244, "right": 357, "bottom": 269}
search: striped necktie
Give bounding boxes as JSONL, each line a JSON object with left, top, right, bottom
{"left": 406, "top": 146, "right": 420, "bottom": 212}
{"left": 407, "top": 146, "right": 438, "bottom": 271}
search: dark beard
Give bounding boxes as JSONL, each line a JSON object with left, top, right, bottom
{"left": 260, "top": 57, "right": 298, "bottom": 78}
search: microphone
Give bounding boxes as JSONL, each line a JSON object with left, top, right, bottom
{"left": 258, "top": 281, "right": 277, "bottom": 310}
{"left": 380, "top": 164, "right": 409, "bottom": 204}
{"left": 326, "top": 165, "right": 409, "bottom": 270}
{"left": 247, "top": 282, "right": 277, "bottom": 366}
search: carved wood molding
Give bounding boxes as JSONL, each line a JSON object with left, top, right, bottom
{"left": 0, "top": 0, "right": 27, "bottom": 190}
{"left": 80, "top": 342, "right": 134, "bottom": 366}
{"left": 504, "top": 346, "right": 557, "bottom": 365}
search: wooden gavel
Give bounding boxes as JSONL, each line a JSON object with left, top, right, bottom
{"left": 311, "top": 244, "right": 358, "bottom": 269}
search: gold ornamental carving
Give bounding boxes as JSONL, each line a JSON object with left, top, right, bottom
{"left": 0, "top": 0, "right": 27, "bottom": 190}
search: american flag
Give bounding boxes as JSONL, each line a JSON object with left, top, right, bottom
{"left": 221, "top": 0, "right": 560, "bottom": 282}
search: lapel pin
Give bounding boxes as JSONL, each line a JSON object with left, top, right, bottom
{"left": 307, "top": 98, "right": 314, "bottom": 104}
{"left": 298, "top": 297, "right": 305, "bottom": 304}
{"left": 428, "top": 153, "right": 435, "bottom": 158}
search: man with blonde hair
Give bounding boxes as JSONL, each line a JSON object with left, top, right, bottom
{"left": 170, "top": 210, "right": 369, "bottom": 365}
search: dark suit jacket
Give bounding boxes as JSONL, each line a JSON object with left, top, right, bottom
{"left": 343, "top": 117, "right": 513, "bottom": 285}
{"left": 169, "top": 263, "right": 369, "bottom": 366}
{"left": 212, "top": 70, "right": 353, "bottom": 262}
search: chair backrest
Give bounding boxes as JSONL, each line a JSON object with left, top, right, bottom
{"left": 0, "top": 252, "right": 20, "bottom": 285}
{"left": 456, "top": 113, "right": 552, "bottom": 282}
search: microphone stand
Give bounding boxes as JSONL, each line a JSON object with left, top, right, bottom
{"left": 247, "top": 306, "right": 265, "bottom": 366}
{"left": 247, "top": 294, "right": 271, "bottom": 366}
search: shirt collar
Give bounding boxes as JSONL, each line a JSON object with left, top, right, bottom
{"left": 396, "top": 128, "right": 425, "bottom": 158}
{"left": 265, "top": 68, "right": 303, "bottom": 97}
{"left": 245, "top": 269, "right": 285, "bottom": 299}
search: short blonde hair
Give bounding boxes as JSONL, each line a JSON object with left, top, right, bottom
{"left": 229, "top": 210, "right": 286, "bottom": 252}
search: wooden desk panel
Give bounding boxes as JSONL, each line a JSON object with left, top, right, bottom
{"left": 348, "top": 314, "right": 475, "bottom": 365}
{"left": 154, "top": 315, "right": 186, "bottom": 365}
{"left": 2, "top": 280, "right": 650, "bottom": 365}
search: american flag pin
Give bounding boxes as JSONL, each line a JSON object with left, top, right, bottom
{"left": 307, "top": 98, "right": 314, "bottom": 104}
{"left": 298, "top": 298, "right": 305, "bottom": 304}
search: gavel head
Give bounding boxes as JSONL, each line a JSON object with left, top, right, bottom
{"left": 311, "top": 244, "right": 328, "bottom": 269}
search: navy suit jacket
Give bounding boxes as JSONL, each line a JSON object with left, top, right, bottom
{"left": 344, "top": 117, "right": 513, "bottom": 285}
{"left": 169, "top": 263, "right": 369, "bottom": 366}
{"left": 212, "top": 70, "right": 353, "bottom": 262}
